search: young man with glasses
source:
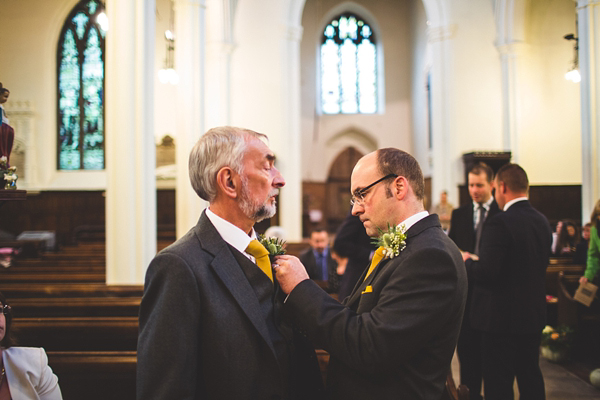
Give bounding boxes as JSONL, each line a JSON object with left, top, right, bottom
{"left": 274, "top": 148, "right": 467, "bottom": 400}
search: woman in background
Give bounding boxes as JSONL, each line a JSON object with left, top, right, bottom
{"left": 580, "top": 199, "right": 600, "bottom": 286}
{"left": 0, "top": 291, "right": 63, "bottom": 400}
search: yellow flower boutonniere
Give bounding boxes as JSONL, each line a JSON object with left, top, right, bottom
{"left": 373, "top": 223, "right": 407, "bottom": 258}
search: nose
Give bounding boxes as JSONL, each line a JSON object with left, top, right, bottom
{"left": 272, "top": 167, "right": 285, "bottom": 188}
{"left": 351, "top": 202, "right": 363, "bottom": 216}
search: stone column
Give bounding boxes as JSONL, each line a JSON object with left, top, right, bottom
{"left": 105, "top": 0, "right": 156, "bottom": 284}
{"left": 278, "top": 24, "right": 303, "bottom": 241}
{"left": 174, "top": 0, "right": 208, "bottom": 238}
{"left": 497, "top": 43, "right": 524, "bottom": 162}
{"left": 495, "top": 0, "right": 526, "bottom": 162}
{"left": 578, "top": 0, "right": 600, "bottom": 219}
{"left": 427, "top": 24, "right": 458, "bottom": 206}
{"left": 205, "top": 0, "right": 234, "bottom": 128}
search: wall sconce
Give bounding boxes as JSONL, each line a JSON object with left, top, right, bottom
{"left": 564, "top": 33, "right": 581, "bottom": 83}
{"left": 158, "top": 1, "right": 179, "bottom": 85}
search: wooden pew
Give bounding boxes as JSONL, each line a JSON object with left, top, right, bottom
{"left": 0, "top": 265, "right": 105, "bottom": 274}
{"left": 9, "top": 297, "right": 140, "bottom": 317}
{"left": 0, "top": 283, "right": 143, "bottom": 299}
{"left": 0, "top": 272, "right": 105, "bottom": 284}
{"left": 14, "top": 316, "right": 138, "bottom": 351}
{"left": 546, "top": 264, "right": 584, "bottom": 297}
{"left": 48, "top": 351, "right": 136, "bottom": 400}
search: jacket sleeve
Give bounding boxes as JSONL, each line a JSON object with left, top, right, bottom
{"left": 465, "top": 215, "right": 510, "bottom": 284}
{"left": 36, "top": 348, "right": 63, "bottom": 400}
{"left": 285, "top": 247, "right": 461, "bottom": 374}
{"left": 585, "top": 225, "right": 600, "bottom": 281}
{"left": 137, "top": 252, "right": 202, "bottom": 400}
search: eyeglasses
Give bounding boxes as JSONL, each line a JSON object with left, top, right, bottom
{"left": 350, "top": 174, "right": 398, "bottom": 207}
{"left": 1, "top": 304, "right": 10, "bottom": 315}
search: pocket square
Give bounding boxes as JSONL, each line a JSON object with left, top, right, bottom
{"left": 362, "top": 285, "right": 373, "bottom": 294}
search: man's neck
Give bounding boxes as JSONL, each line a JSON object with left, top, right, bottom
{"left": 209, "top": 202, "right": 254, "bottom": 235}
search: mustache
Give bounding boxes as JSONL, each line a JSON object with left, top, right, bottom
{"left": 269, "top": 189, "right": 279, "bottom": 197}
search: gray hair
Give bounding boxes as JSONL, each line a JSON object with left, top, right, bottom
{"left": 189, "top": 126, "right": 267, "bottom": 202}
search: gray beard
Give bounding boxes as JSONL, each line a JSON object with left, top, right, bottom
{"left": 239, "top": 179, "right": 277, "bottom": 223}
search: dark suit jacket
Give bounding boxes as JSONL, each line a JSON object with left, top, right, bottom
{"left": 285, "top": 215, "right": 467, "bottom": 400}
{"left": 137, "top": 211, "right": 324, "bottom": 400}
{"left": 299, "top": 247, "right": 339, "bottom": 292}
{"left": 448, "top": 200, "right": 500, "bottom": 253}
{"left": 333, "top": 212, "right": 377, "bottom": 301}
{"left": 467, "top": 200, "right": 552, "bottom": 334}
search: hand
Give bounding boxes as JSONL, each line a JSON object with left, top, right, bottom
{"left": 580, "top": 276, "right": 588, "bottom": 285}
{"left": 461, "top": 251, "right": 472, "bottom": 262}
{"left": 273, "top": 255, "right": 310, "bottom": 294}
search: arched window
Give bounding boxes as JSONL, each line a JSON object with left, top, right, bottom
{"left": 57, "top": 0, "right": 106, "bottom": 170}
{"left": 321, "top": 13, "right": 377, "bottom": 114}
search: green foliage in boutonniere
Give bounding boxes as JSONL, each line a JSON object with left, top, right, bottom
{"left": 258, "top": 235, "right": 287, "bottom": 259}
{"left": 372, "top": 223, "right": 407, "bottom": 258}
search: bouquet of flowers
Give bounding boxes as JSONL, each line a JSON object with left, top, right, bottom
{"left": 541, "top": 325, "right": 574, "bottom": 352}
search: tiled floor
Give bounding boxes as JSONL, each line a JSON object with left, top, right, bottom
{"left": 451, "top": 353, "right": 600, "bottom": 399}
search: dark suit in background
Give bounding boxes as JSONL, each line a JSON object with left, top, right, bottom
{"left": 285, "top": 215, "right": 467, "bottom": 400}
{"left": 447, "top": 200, "right": 500, "bottom": 400}
{"left": 467, "top": 200, "right": 552, "bottom": 400}
{"left": 333, "top": 212, "right": 377, "bottom": 301}
{"left": 137, "top": 212, "right": 324, "bottom": 400}
{"left": 299, "top": 246, "right": 339, "bottom": 293}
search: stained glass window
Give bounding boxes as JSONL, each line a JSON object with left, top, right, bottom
{"left": 321, "top": 13, "right": 377, "bottom": 114}
{"left": 57, "top": 0, "right": 106, "bottom": 170}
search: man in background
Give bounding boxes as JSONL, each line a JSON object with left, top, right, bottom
{"left": 300, "top": 229, "right": 339, "bottom": 293}
{"left": 431, "top": 190, "right": 454, "bottom": 232}
{"left": 447, "top": 162, "right": 500, "bottom": 400}
{"left": 465, "top": 163, "right": 552, "bottom": 400}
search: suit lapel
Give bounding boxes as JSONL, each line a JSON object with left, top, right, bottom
{"left": 344, "top": 215, "right": 442, "bottom": 308}
{"left": 194, "top": 212, "right": 276, "bottom": 355}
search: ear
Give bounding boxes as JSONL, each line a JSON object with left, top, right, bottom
{"left": 393, "top": 176, "right": 408, "bottom": 200}
{"left": 215, "top": 167, "right": 238, "bottom": 199}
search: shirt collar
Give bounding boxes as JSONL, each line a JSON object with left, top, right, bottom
{"left": 503, "top": 197, "right": 528, "bottom": 211}
{"left": 205, "top": 207, "right": 256, "bottom": 256}
{"left": 398, "top": 210, "right": 429, "bottom": 231}
{"left": 473, "top": 196, "right": 494, "bottom": 210}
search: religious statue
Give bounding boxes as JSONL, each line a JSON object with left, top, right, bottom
{"left": 0, "top": 83, "right": 14, "bottom": 167}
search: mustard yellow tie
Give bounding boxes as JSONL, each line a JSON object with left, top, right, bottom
{"left": 364, "top": 246, "right": 386, "bottom": 281}
{"left": 246, "top": 239, "right": 273, "bottom": 282}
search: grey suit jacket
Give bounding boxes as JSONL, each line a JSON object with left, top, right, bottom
{"left": 285, "top": 215, "right": 467, "bottom": 400}
{"left": 137, "top": 211, "right": 323, "bottom": 400}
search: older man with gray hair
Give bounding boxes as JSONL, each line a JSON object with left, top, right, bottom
{"left": 137, "top": 126, "right": 324, "bottom": 400}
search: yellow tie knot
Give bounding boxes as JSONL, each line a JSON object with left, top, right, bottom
{"left": 364, "top": 246, "right": 386, "bottom": 281}
{"left": 246, "top": 239, "right": 273, "bottom": 282}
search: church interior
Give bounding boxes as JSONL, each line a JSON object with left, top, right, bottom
{"left": 1, "top": 0, "right": 599, "bottom": 398}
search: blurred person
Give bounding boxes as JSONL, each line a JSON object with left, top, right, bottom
{"left": 580, "top": 199, "right": 600, "bottom": 286}
{"left": 299, "top": 229, "right": 339, "bottom": 293}
{"left": 554, "top": 219, "right": 579, "bottom": 256}
{"left": 447, "top": 162, "right": 500, "bottom": 400}
{"left": 431, "top": 190, "right": 454, "bottom": 232}
{"left": 465, "top": 163, "right": 552, "bottom": 400}
{"left": 574, "top": 223, "right": 591, "bottom": 265}
{"left": 0, "top": 291, "right": 63, "bottom": 400}
{"left": 0, "top": 84, "right": 14, "bottom": 166}
{"left": 332, "top": 211, "right": 377, "bottom": 301}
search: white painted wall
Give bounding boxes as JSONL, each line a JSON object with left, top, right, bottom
{"left": 518, "top": 0, "right": 581, "bottom": 184}
{"left": 299, "top": 0, "right": 417, "bottom": 183}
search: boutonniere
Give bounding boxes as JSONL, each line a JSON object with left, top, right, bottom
{"left": 258, "top": 235, "right": 286, "bottom": 261}
{"left": 373, "top": 223, "right": 407, "bottom": 258}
